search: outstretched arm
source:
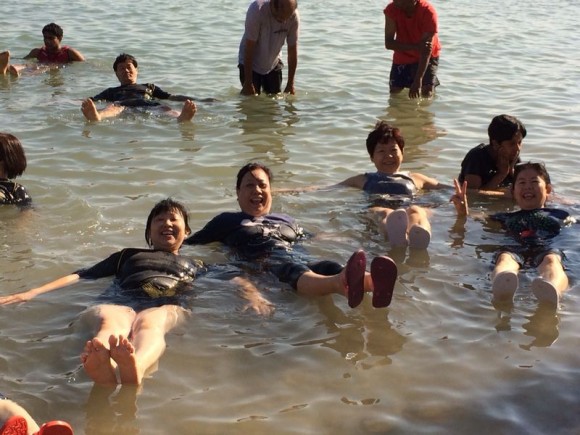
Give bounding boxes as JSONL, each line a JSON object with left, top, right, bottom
{"left": 231, "top": 276, "right": 274, "bottom": 316}
{"left": 0, "top": 273, "right": 80, "bottom": 305}
{"left": 284, "top": 44, "right": 298, "bottom": 95}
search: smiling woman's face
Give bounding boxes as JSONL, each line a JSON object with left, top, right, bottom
{"left": 237, "top": 168, "right": 273, "bottom": 217}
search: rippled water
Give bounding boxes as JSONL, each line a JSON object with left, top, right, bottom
{"left": 1, "top": 0, "right": 580, "bottom": 433}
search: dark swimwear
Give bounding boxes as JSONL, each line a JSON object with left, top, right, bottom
{"left": 363, "top": 172, "right": 417, "bottom": 196}
{"left": 458, "top": 143, "right": 521, "bottom": 187}
{"left": 491, "top": 208, "right": 573, "bottom": 268}
{"left": 185, "top": 212, "right": 343, "bottom": 290}
{"left": 0, "top": 180, "right": 31, "bottom": 207}
{"left": 92, "top": 83, "right": 172, "bottom": 107}
{"left": 76, "top": 248, "right": 204, "bottom": 309}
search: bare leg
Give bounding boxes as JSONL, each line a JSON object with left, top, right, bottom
{"left": 109, "top": 334, "right": 138, "bottom": 385}
{"left": 176, "top": 99, "right": 197, "bottom": 123}
{"left": 80, "top": 338, "right": 117, "bottom": 385}
{"left": 369, "top": 206, "right": 394, "bottom": 237}
{"left": 79, "top": 304, "right": 136, "bottom": 384}
{"left": 491, "top": 252, "right": 520, "bottom": 302}
{"left": 81, "top": 99, "right": 125, "bottom": 121}
{"left": 0, "top": 51, "right": 9, "bottom": 75}
{"left": 114, "top": 305, "right": 188, "bottom": 385}
{"left": 407, "top": 205, "right": 432, "bottom": 249}
{"left": 296, "top": 268, "right": 372, "bottom": 298}
{"left": 533, "top": 253, "right": 569, "bottom": 306}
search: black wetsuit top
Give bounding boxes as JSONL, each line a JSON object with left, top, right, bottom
{"left": 75, "top": 248, "right": 203, "bottom": 299}
{"left": 491, "top": 208, "right": 572, "bottom": 244}
{"left": 185, "top": 212, "right": 304, "bottom": 259}
{"left": 0, "top": 180, "right": 32, "bottom": 207}
{"left": 92, "top": 83, "right": 172, "bottom": 107}
{"left": 458, "top": 143, "right": 521, "bottom": 187}
{"left": 185, "top": 212, "right": 343, "bottom": 290}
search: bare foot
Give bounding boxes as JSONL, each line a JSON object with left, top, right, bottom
{"left": 176, "top": 99, "right": 196, "bottom": 123}
{"left": 81, "top": 98, "right": 102, "bottom": 121}
{"left": 80, "top": 338, "right": 117, "bottom": 385}
{"left": 0, "top": 51, "right": 10, "bottom": 75}
{"left": 110, "top": 334, "right": 141, "bottom": 385}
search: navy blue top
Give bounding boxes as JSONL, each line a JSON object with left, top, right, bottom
{"left": 363, "top": 172, "right": 417, "bottom": 196}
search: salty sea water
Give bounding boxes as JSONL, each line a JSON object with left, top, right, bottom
{"left": 1, "top": 0, "right": 580, "bottom": 433}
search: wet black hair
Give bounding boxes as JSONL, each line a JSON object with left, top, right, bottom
{"left": 0, "top": 132, "right": 27, "bottom": 179}
{"left": 145, "top": 198, "right": 191, "bottom": 247}
{"left": 512, "top": 162, "right": 552, "bottom": 189}
{"left": 365, "top": 120, "right": 405, "bottom": 157}
{"left": 236, "top": 162, "right": 273, "bottom": 190}
{"left": 113, "top": 53, "right": 138, "bottom": 72}
{"left": 488, "top": 114, "right": 527, "bottom": 145}
{"left": 42, "top": 23, "right": 63, "bottom": 40}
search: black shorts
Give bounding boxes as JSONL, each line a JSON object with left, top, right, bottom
{"left": 494, "top": 247, "right": 566, "bottom": 269}
{"left": 389, "top": 57, "right": 440, "bottom": 90}
{"left": 238, "top": 61, "right": 283, "bottom": 95}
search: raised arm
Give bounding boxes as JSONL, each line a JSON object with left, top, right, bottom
{"left": 450, "top": 179, "right": 469, "bottom": 216}
{"left": 0, "top": 273, "right": 80, "bottom": 305}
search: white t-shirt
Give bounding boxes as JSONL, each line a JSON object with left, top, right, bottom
{"left": 238, "top": 0, "right": 300, "bottom": 75}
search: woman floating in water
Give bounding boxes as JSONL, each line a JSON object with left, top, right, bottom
{"left": 0, "top": 198, "right": 250, "bottom": 385}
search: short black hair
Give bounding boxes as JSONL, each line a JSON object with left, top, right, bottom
{"left": 488, "top": 114, "right": 527, "bottom": 145}
{"left": 512, "top": 162, "right": 551, "bottom": 188}
{"left": 113, "top": 53, "right": 138, "bottom": 72}
{"left": 0, "top": 132, "right": 27, "bottom": 179}
{"left": 42, "top": 23, "right": 64, "bottom": 40}
{"left": 236, "top": 162, "right": 273, "bottom": 190}
{"left": 366, "top": 120, "right": 405, "bottom": 157}
{"left": 145, "top": 198, "right": 191, "bottom": 247}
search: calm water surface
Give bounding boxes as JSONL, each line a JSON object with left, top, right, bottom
{"left": 1, "top": 0, "right": 580, "bottom": 434}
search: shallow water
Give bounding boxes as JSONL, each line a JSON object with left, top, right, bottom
{"left": 1, "top": 0, "right": 580, "bottom": 433}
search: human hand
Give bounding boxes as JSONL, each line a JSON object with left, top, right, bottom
{"left": 244, "top": 296, "right": 275, "bottom": 316}
{"left": 240, "top": 83, "right": 257, "bottom": 96}
{"left": 450, "top": 179, "right": 469, "bottom": 216}
{"left": 0, "top": 291, "right": 35, "bottom": 305}
{"left": 283, "top": 83, "right": 295, "bottom": 95}
{"left": 409, "top": 79, "right": 422, "bottom": 99}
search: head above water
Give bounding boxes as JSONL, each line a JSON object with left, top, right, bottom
{"left": 0, "top": 133, "right": 27, "bottom": 179}
{"left": 366, "top": 121, "right": 405, "bottom": 157}
{"left": 271, "top": 0, "right": 298, "bottom": 22}
{"left": 511, "top": 162, "right": 552, "bottom": 210}
{"left": 488, "top": 114, "right": 527, "bottom": 146}
{"left": 236, "top": 162, "right": 273, "bottom": 190}
{"left": 513, "top": 162, "right": 551, "bottom": 187}
{"left": 113, "top": 53, "right": 138, "bottom": 72}
{"left": 42, "top": 23, "right": 64, "bottom": 41}
{"left": 145, "top": 198, "right": 191, "bottom": 247}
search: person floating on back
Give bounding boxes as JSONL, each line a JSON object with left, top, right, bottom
{"left": 384, "top": 0, "right": 441, "bottom": 98}
{"left": 451, "top": 163, "right": 574, "bottom": 308}
{"left": 80, "top": 53, "right": 199, "bottom": 123}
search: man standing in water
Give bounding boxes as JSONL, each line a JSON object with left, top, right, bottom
{"left": 238, "top": 0, "right": 300, "bottom": 95}
{"left": 384, "top": 0, "right": 441, "bottom": 98}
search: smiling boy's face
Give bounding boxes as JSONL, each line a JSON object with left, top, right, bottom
{"left": 513, "top": 168, "right": 551, "bottom": 210}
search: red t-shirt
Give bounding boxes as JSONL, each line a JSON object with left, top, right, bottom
{"left": 384, "top": 0, "right": 441, "bottom": 64}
